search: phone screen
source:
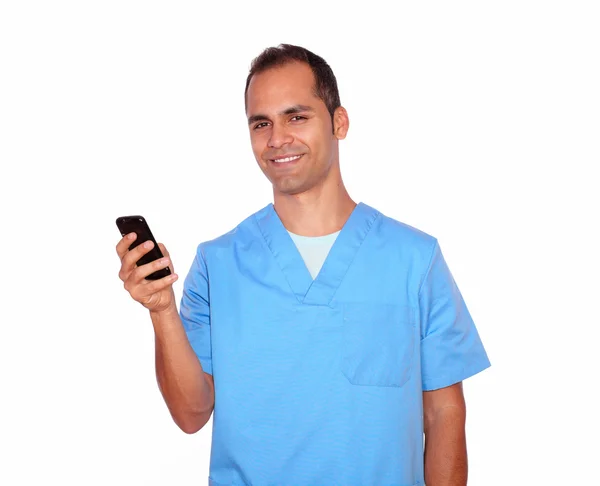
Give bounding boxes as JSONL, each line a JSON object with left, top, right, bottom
{"left": 116, "top": 216, "right": 171, "bottom": 280}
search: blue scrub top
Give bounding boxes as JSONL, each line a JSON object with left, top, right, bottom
{"left": 180, "top": 202, "right": 490, "bottom": 486}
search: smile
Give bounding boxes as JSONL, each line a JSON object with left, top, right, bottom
{"left": 270, "top": 154, "right": 304, "bottom": 164}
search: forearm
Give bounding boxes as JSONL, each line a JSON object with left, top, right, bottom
{"left": 151, "top": 305, "right": 214, "bottom": 433}
{"left": 423, "top": 407, "right": 468, "bottom": 486}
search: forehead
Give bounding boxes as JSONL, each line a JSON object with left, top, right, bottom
{"left": 246, "top": 62, "right": 324, "bottom": 114}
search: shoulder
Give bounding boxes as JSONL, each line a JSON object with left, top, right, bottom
{"left": 368, "top": 203, "right": 438, "bottom": 253}
{"left": 194, "top": 204, "right": 270, "bottom": 259}
{"left": 366, "top": 204, "right": 441, "bottom": 290}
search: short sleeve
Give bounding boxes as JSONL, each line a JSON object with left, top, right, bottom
{"left": 418, "top": 240, "right": 490, "bottom": 391}
{"left": 179, "top": 245, "right": 212, "bottom": 375}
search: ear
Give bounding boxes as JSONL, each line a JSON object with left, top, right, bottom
{"left": 333, "top": 106, "right": 349, "bottom": 140}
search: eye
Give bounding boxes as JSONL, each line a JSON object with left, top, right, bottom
{"left": 290, "top": 115, "right": 307, "bottom": 122}
{"left": 253, "top": 122, "right": 269, "bottom": 130}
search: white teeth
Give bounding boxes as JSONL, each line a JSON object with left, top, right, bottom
{"left": 272, "top": 155, "right": 302, "bottom": 163}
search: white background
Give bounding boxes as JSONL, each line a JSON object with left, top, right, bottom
{"left": 1, "top": 1, "right": 598, "bottom": 484}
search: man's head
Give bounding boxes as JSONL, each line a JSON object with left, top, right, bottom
{"left": 245, "top": 44, "right": 349, "bottom": 197}
{"left": 245, "top": 44, "right": 341, "bottom": 129}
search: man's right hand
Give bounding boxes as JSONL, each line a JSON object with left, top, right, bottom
{"left": 117, "top": 234, "right": 213, "bottom": 433}
{"left": 116, "top": 233, "right": 179, "bottom": 313}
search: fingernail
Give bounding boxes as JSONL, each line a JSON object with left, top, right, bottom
{"left": 144, "top": 241, "right": 153, "bottom": 248}
{"left": 128, "top": 233, "right": 136, "bottom": 239}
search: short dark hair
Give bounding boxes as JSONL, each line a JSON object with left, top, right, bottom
{"left": 244, "top": 44, "right": 341, "bottom": 125}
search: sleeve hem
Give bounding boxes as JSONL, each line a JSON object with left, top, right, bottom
{"left": 422, "top": 359, "right": 491, "bottom": 391}
{"left": 199, "top": 358, "right": 213, "bottom": 376}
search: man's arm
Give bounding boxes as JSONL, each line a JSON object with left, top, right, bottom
{"left": 423, "top": 382, "right": 468, "bottom": 486}
{"left": 152, "top": 305, "right": 215, "bottom": 434}
{"left": 116, "top": 235, "right": 214, "bottom": 434}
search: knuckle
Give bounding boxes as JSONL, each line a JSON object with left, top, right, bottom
{"left": 130, "top": 266, "right": 142, "bottom": 281}
{"left": 124, "top": 275, "right": 137, "bottom": 292}
{"left": 124, "top": 253, "right": 137, "bottom": 268}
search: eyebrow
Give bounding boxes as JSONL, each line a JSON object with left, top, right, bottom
{"left": 247, "top": 104, "right": 315, "bottom": 126}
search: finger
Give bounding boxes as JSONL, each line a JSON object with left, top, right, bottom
{"left": 157, "top": 243, "right": 169, "bottom": 258}
{"left": 129, "top": 254, "right": 173, "bottom": 284}
{"left": 121, "top": 238, "right": 157, "bottom": 270}
{"left": 157, "top": 243, "right": 174, "bottom": 272}
{"left": 116, "top": 232, "right": 137, "bottom": 259}
{"left": 128, "top": 271, "right": 179, "bottom": 300}
{"left": 119, "top": 239, "right": 158, "bottom": 282}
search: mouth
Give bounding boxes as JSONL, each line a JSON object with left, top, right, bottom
{"left": 269, "top": 154, "right": 304, "bottom": 165}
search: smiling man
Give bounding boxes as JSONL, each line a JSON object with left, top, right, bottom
{"left": 116, "top": 44, "right": 490, "bottom": 485}
{"left": 246, "top": 60, "right": 348, "bottom": 208}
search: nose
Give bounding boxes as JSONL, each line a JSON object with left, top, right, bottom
{"left": 267, "top": 122, "right": 293, "bottom": 149}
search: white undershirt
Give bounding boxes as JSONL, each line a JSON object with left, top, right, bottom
{"left": 287, "top": 230, "right": 341, "bottom": 279}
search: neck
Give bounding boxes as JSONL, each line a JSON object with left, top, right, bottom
{"left": 273, "top": 177, "right": 356, "bottom": 237}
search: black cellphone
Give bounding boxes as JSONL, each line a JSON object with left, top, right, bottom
{"left": 115, "top": 215, "right": 172, "bottom": 280}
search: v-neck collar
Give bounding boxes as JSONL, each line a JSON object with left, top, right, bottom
{"left": 254, "top": 202, "right": 380, "bottom": 306}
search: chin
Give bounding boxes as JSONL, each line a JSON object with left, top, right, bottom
{"left": 273, "top": 179, "right": 309, "bottom": 196}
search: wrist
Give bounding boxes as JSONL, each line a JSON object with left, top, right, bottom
{"left": 150, "top": 304, "right": 179, "bottom": 322}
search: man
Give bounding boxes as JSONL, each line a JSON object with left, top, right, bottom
{"left": 116, "top": 44, "right": 490, "bottom": 485}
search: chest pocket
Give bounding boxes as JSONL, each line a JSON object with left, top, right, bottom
{"left": 341, "top": 303, "right": 416, "bottom": 387}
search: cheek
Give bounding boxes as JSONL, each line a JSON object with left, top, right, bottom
{"left": 291, "top": 126, "right": 318, "bottom": 149}
{"left": 249, "top": 135, "right": 265, "bottom": 159}
{"left": 299, "top": 119, "right": 329, "bottom": 144}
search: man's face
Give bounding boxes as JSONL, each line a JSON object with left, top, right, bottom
{"left": 246, "top": 62, "right": 344, "bottom": 196}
